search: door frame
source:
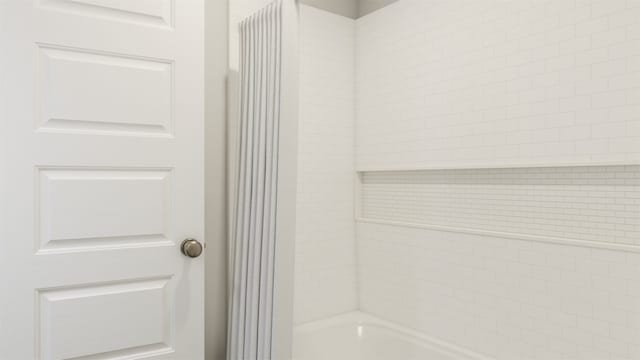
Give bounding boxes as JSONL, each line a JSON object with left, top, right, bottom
{"left": 205, "top": 0, "right": 230, "bottom": 359}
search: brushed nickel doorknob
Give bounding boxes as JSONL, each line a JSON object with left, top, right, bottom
{"left": 181, "top": 238, "right": 203, "bottom": 258}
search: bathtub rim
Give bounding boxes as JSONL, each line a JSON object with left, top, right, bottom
{"left": 293, "top": 311, "right": 495, "bottom": 360}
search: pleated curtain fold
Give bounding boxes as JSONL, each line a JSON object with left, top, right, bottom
{"left": 228, "top": 1, "right": 283, "bottom": 359}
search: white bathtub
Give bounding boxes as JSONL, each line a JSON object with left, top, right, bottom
{"left": 293, "top": 312, "right": 491, "bottom": 360}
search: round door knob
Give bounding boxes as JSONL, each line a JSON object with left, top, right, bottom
{"left": 181, "top": 238, "right": 203, "bottom": 258}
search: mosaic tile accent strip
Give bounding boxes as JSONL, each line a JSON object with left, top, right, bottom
{"left": 360, "top": 165, "right": 640, "bottom": 245}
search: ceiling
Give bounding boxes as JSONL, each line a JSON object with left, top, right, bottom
{"left": 300, "top": 0, "right": 399, "bottom": 19}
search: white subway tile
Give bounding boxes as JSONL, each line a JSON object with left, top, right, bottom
{"left": 576, "top": 47, "right": 610, "bottom": 66}
{"left": 560, "top": 95, "right": 593, "bottom": 112}
{"left": 592, "top": 27, "right": 628, "bottom": 49}
{"left": 629, "top": 23, "right": 640, "bottom": 40}
{"left": 592, "top": 90, "right": 629, "bottom": 108}
{"left": 560, "top": 35, "right": 593, "bottom": 55}
{"left": 593, "top": 0, "right": 629, "bottom": 18}
{"left": 576, "top": 17, "right": 609, "bottom": 36}
{"left": 560, "top": 125, "right": 592, "bottom": 140}
{"left": 610, "top": 104, "right": 640, "bottom": 121}
{"left": 592, "top": 58, "right": 628, "bottom": 78}
{"left": 592, "top": 121, "right": 628, "bottom": 138}
{"left": 608, "top": 7, "right": 640, "bottom": 28}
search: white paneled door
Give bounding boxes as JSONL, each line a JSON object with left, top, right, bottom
{"left": 0, "top": 0, "right": 205, "bottom": 359}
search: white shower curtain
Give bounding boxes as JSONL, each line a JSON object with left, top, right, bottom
{"left": 228, "top": 1, "right": 287, "bottom": 359}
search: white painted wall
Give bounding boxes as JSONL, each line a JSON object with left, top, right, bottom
{"left": 294, "top": 5, "right": 358, "bottom": 324}
{"left": 205, "top": 1, "right": 228, "bottom": 359}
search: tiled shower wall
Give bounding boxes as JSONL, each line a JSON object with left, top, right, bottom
{"left": 357, "top": 222, "right": 640, "bottom": 359}
{"left": 356, "top": 0, "right": 640, "bottom": 169}
{"left": 232, "top": 1, "right": 640, "bottom": 356}
{"left": 294, "top": 6, "right": 357, "bottom": 324}
{"left": 359, "top": 166, "right": 640, "bottom": 358}
{"left": 356, "top": 0, "right": 640, "bottom": 359}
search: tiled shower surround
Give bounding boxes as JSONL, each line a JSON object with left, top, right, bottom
{"left": 356, "top": 0, "right": 640, "bottom": 169}
{"left": 361, "top": 165, "right": 640, "bottom": 246}
{"left": 230, "top": 0, "right": 640, "bottom": 358}
{"left": 355, "top": 0, "right": 640, "bottom": 357}
{"left": 358, "top": 165, "right": 640, "bottom": 358}
{"left": 294, "top": 6, "right": 358, "bottom": 324}
{"left": 357, "top": 222, "right": 640, "bottom": 359}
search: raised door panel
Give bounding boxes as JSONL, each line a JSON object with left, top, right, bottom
{"left": 37, "top": 168, "right": 173, "bottom": 253}
{"left": 37, "top": 278, "right": 172, "bottom": 360}
{"left": 37, "top": 45, "right": 173, "bottom": 137}
{"left": 37, "top": 0, "right": 173, "bottom": 27}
